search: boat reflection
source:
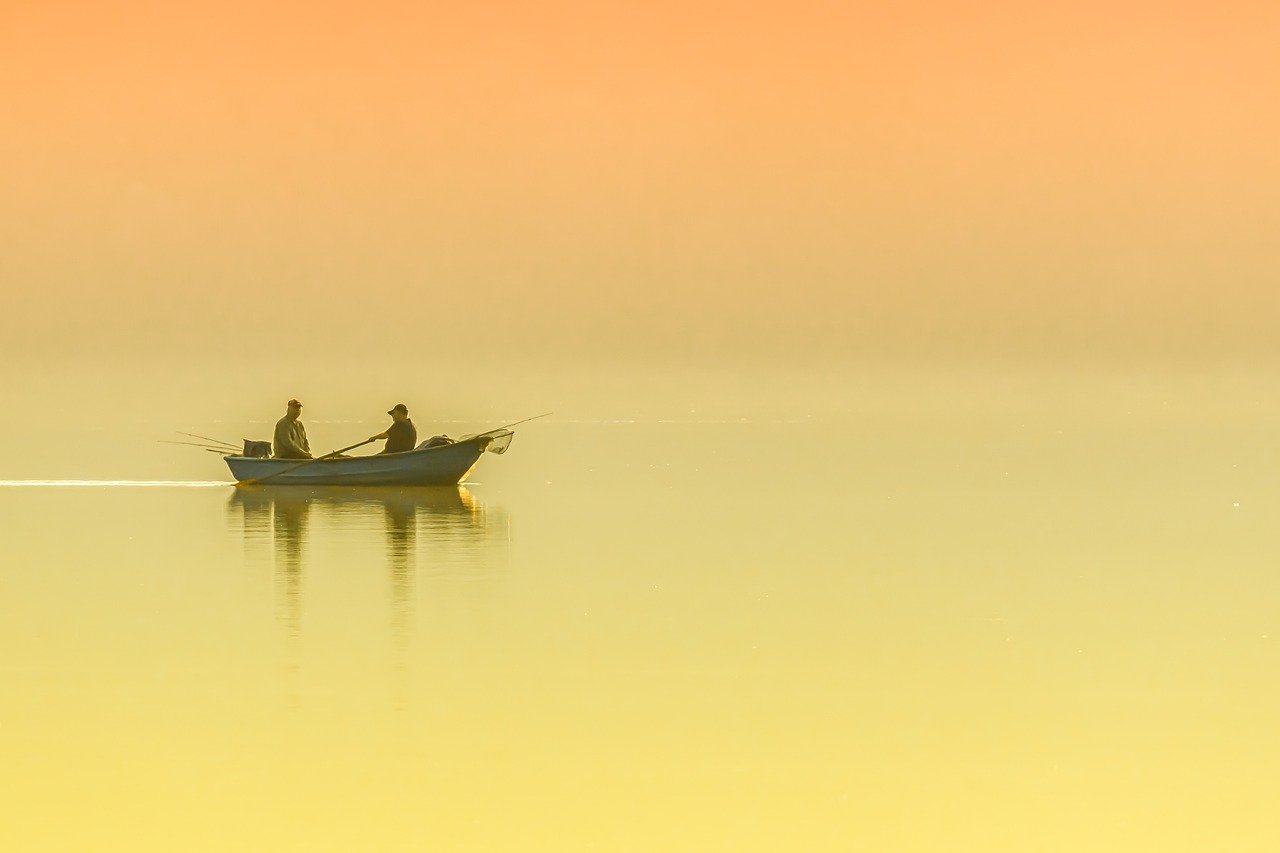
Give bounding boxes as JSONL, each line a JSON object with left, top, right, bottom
{"left": 227, "top": 485, "right": 508, "bottom": 642}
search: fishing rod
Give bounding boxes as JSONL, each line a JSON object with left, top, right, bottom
{"left": 177, "top": 431, "right": 239, "bottom": 449}
{"left": 475, "top": 412, "right": 554, "bottom": 436}
{"left": 161, "top": 440, "right": 239, "bottom": 451}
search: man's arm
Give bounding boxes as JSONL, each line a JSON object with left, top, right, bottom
{"left": 273, "top": 420, "right": 292, "bottom": 452}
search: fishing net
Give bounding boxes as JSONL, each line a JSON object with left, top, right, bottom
{"left": 484, "top": 429, "right": 515, "bottom": 455}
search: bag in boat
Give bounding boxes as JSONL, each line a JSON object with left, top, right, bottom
{"left": 414, "top": 429, "right": 514, "bottom": 455}
{"left": 242, "top": 439, "right": 272, "bottom": 458}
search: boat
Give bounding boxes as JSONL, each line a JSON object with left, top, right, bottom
{"left": 224, "top": 431, "right": 513, "bottom": 487}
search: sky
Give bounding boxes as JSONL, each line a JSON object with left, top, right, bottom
{"left": 2, "top": 0, "right": 1279, "bottom": 367}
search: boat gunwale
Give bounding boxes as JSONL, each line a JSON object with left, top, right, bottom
{"left": 223, "top": 436, "right": 487, "bottom": 464}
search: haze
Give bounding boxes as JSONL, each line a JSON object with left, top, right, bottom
{"left": 3, "top": 1, "right": 1279, "bottom": 370}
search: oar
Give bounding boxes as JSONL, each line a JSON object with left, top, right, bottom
{"left": 239, "top": 439, "right": 376, "bottom": 486}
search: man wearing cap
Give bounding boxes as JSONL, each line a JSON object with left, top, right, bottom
{"left": 370, "top": 403, "right": 418, "bottom": 454}
{"left": 273, "top": 399, "right": 313, "bottom": 459}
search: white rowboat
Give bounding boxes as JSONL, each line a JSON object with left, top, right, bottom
{"left": 224, "top": 432, "right": 513, "bottom": 487}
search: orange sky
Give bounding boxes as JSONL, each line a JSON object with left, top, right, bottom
{"left": 2, "top": 1, "right": 1279, "bottom": 364}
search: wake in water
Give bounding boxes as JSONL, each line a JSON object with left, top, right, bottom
{"left": 0, "top": 480, "right": 231, "bottom": 488}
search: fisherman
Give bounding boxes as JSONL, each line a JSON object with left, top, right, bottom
{"left": 273, "top": 399, "right": 313, "bottom": 459}
{"left": 369, "top": 403, "right": 418, "bottom": 454}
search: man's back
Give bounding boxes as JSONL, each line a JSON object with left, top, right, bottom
{"left": 381, "top": 418, "right": 417, "bottom": 454}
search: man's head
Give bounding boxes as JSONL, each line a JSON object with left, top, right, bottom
{"left": 388, "top": 403, "right": 409, "bottom": 421}
{"left": 286, "top": 398, "right": 303, "bottom": 420}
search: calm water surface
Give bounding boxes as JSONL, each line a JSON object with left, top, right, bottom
{"left": 3, "top": 371, "right": 1280, "bottom": 850}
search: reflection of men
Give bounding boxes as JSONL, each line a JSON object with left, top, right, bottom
{"left": 273, "top": 399, "right": 312, "bottom": 459}
{"left": 370, "top": 403, "right": 418, "bottom": 454}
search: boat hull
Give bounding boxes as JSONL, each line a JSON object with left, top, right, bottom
{"left": 225, "top": 437, "right": 488, "bottom": 486}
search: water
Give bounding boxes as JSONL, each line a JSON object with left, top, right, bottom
{"left": 3, "top": 364, "right": 1280, "bottom": 850}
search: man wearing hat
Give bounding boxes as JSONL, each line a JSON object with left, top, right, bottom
{"left": 273, "top": 399, "right": 313, "bottom": 459}
{"left": 370, "top": 403, "right": 418, "bottom": 454}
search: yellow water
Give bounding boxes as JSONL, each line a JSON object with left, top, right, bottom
{"left": 2, "top": 361, "right": 1279, "bottom": 850}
